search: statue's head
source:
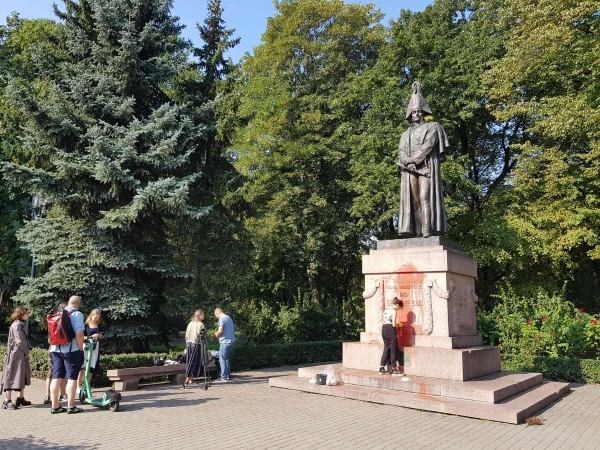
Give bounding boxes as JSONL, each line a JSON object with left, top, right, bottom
{"left": 405, "top": 82, "right": 432, "bottom": 122}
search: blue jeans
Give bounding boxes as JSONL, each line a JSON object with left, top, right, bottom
{"left": 219, "top": 342, "right": 234, "bottom": 379}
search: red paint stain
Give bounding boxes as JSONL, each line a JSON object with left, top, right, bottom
{"left": 394, "top": 264, "right": 425, "bottom": 348}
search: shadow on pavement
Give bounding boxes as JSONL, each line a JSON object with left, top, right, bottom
{"left": 1, "top": 435, "right": 99, "bottom": 450}
{"left": 121, "top": 396, "right": 219, "bottom": 412}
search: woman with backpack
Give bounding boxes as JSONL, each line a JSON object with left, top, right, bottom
{"left": 2, "top": 306, "right": 32, "bottom": 410}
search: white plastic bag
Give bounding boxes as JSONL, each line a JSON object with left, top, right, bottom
{"left": 324, "top": 365, "right": 341, "bottom": 386}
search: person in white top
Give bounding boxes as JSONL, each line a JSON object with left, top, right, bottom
{"left": 379, "top": 297, "right": 404, "bottom": 375}
{"left": 184, "top": 310, "right": 206, "bottom": 387}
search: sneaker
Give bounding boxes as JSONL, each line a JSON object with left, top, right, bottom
{"left": 15, "top": 397, "right": 32, "bottom": 407}
{"left": 59, "top": 394, "right": 68, "bottom": 401}
{"left": 43, "top": 395, "right": 51, "bottom": 405}
{"left": 378, "top": 366, "right": 387, "bottom": 375}
{"left": 2, "top": 400, "right": 17, "bottom": 410}
{"left": 67, "top": 406, "right": 84, "bottom": 414}
{"left": 214, "top": 378, "right": 229, "bottom": 383}
{"left": 186, "top": 382, "right": 198, "bottom": 387}
{"left": 50, "top": 406, "right": 66, "bottom": 414}
{"left": 391, "top": 368, "right": 404, "bottom": 376}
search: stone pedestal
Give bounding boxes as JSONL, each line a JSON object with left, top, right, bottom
{"left": 269, "top": 237, "right": 570, "bottom": 423}
{"left": 343, "top": 237, "right": 500, "bottom": 381}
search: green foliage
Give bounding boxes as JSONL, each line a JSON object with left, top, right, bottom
{"left": 1, "top": 0, "right": 600, "bottom": 347}
{"left": 194, "top": 0, "right": 240, "bottom": 97}
{"left": 502, "top": 356, "right": 600, "bottom": 384}
{"left": 485, "top": 0, "right": 600, "bottom": 308}
{"left": 237, "top": 299, "right": 363, "bottom": 344}
{"left": 0, "top": 340, "right": 342, "bottom": 387}
{"left": 478, "top": 287, "right": 600, "bottom": 359}
{"left": 230, "top": 340, "right": 343, "bottom": 371}
{"left": 1, "top": 0, "right": 213, "bottom": 348}
{"left": 223, "top": 0, "right": 386, "bottom": 313}
{"left": 0, "top": 15, "right": 64, "bottom": 306}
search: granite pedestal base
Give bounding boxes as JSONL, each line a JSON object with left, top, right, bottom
{"left": 269, "top": 364, "right": 570, "bottom": 424}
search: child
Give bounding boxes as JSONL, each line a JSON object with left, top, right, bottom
{"left": 379, "top": 297, "right": 404, "bottom": 375}
{"left": 77, "top": 309, "right": 103, "bottom": 393}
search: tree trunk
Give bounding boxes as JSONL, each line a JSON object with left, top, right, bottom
{"left": 131, "top": 337, "right": 149, "bottom": 353}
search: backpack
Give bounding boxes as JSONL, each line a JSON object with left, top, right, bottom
{"left": 47, "top": 309, "right": 76, "bottom": 346}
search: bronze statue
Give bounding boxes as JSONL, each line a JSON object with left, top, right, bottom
{"left": 397, "top": 82, "right": 448, "bottom": 238}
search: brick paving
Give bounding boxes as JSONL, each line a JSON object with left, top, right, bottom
{"left": 1, "top": 365, "right": 599, "bottom": 450}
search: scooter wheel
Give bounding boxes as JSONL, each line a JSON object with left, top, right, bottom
{"left": 79, "top": 390, "right": 87, "bottom": 404}
{"left": 109, "top": 400, "right": 119, "bottom": 412}
{"left": 204, "top": 384, "right": 208, "bottom": 391}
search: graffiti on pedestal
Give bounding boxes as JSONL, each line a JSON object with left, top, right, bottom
{"left": 364, "top": 265, "right": 457, "bottom": 346}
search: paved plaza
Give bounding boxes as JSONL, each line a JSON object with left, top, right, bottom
{"left": 1, "top": 365, "right": 599, "bottom": 450}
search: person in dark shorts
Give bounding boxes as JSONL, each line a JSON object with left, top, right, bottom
{"left": 44, "top": 354, "right": 67, "bottom": 404}
{"left": 49, "top": 296, "right": 85, "bottom": 414}
{"left": 44, "top": 303, "right": 67, "bottom": 404}
{"left": 379, "top": 297, "right": 404, "bottom": 376}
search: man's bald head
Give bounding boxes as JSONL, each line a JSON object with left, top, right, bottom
{"left": 214, "top": 308, "right": 223, "bottom": 318}
{"left": 68, "top": 295, "right": 81, "bottom": 308}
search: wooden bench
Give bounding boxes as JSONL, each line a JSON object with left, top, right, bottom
{"left": 107, "top": 364, "right": 186, "bottom": 391}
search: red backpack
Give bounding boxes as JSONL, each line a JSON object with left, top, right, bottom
{"left": 47, "top": 309, "right": 76, "bottom": 346}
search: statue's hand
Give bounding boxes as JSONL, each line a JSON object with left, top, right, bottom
{"left": 407, "top": 163, "right": 417, "bottom": 172}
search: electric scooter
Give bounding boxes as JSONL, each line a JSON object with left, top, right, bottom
{"left": 78, "top": 338, "right": 121, "bottom": 411}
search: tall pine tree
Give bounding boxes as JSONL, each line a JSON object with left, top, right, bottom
{"left": 163, "top": 0, "right": 252, "bottom": 321}
{"left": 2, "top": 0, "right": 210, "bottom": 349}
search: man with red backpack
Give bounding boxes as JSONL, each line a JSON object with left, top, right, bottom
{"left": 48, "top": 295, "right": 85, "bottom": 414}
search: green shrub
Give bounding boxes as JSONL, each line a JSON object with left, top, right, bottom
{"left": 478, "top": 287, "right": 600, "bottom": 359}
{"left": 231, "top": 340, "right": 343, "bottom": 371}
{"left": 502, "top": 355, "right": 600, "bottom": 384}
{"left": 235, "top": 299, "right": 363, "bottom": 345}
{"left": 0, "top": 340, "right": 343, "bottom": 387}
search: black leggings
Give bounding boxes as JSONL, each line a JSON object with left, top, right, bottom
{"left": 380, "top": 324, "right": 401, "bottom": 367}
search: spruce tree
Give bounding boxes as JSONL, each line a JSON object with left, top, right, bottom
{"left": 194, "top": 0, "right": 240, "bottom": 97}
{"left": 164, "top": 0, "right": 251, "bottom": 318}
{"left": 2, "top": 0, "right": 210, "bottom": 349}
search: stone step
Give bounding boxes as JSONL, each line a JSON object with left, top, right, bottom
{"left": 269, "top": 374, "right": 569, "bottom": 424}
{"left": 298, "top": 364, "right": 543, "bottom": 403}
{"left": 343, "top": 341, "right": 501, "bottom": 380}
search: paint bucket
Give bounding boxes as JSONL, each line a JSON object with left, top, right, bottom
{"left": 316, "top": 374, "right": 327, "bottom": 385}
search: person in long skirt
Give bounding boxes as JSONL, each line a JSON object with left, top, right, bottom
{"left": 2, "top": 306, "right": 32, "bottom": 410}
{"left": 185, "top": 310, "right": 206, "bottom": 387}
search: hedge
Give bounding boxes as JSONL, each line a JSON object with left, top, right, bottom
{"left": 0, "top": 340, "right": 343, "bottom": 387}
{"left": 502, "top": 355, "right": 600, "bottom": 384}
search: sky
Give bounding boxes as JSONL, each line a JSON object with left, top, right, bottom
{"left": 0, "top": 0, "right": 433, "bottom": 63}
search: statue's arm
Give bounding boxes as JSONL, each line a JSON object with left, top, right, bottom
{"left": 396, "top": 134, "right": 418, "bottom": 173}
{"left": 398, "top": 134, "right": 409, "bottom": 163}
{"left": 410, "top": 125, "right": 439, "bottom": 165}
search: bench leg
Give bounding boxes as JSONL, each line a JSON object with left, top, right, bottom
{"left": 114, "top": 379, "right": 139, "bottom": 391}
{"left": 169, "top": 373, "right": 186, "bottom": 385}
